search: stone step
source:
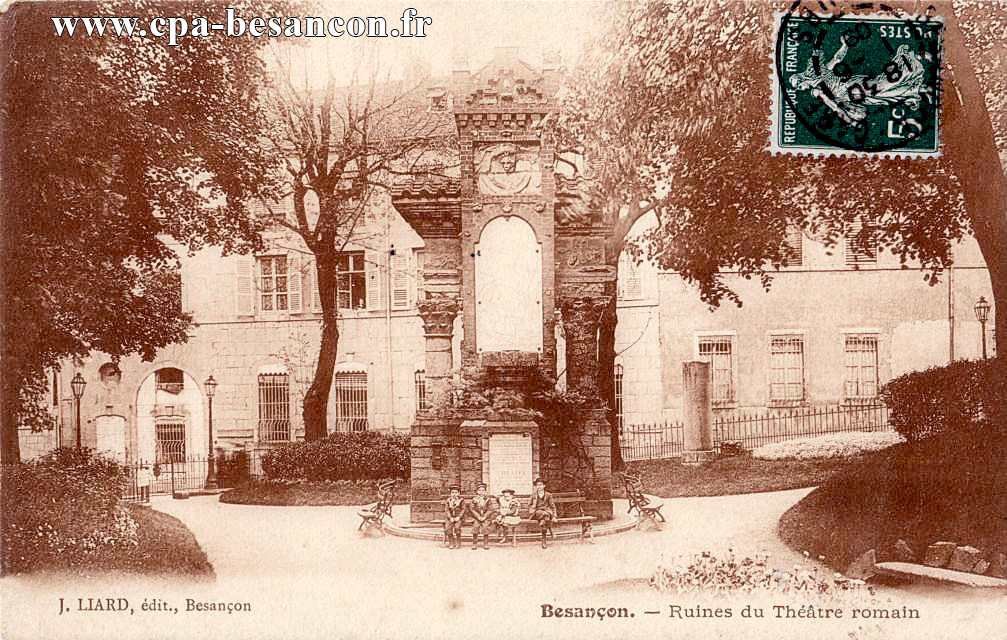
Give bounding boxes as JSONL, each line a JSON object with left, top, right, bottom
{"left": 874, "top": 562, "right": 1007, "bottom": 589}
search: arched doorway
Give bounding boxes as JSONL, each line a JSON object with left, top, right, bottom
{"left": 134, "top": 367, "right": 206, "bottom": 464}
{"left": 474, "top": 216, "right": 543, "bottom": 353}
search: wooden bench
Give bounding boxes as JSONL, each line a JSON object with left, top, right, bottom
{"left": 618, "top": 472, "right": 665, "bottom": 529}
{"left": 431, "top": 491, "right": 596, "bottom": 546}
{"left": 356, "top": 479, "right": 397, "bottom": 534}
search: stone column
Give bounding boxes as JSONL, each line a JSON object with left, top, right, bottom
{"left": 682, "top": 361, "right": 716, "bottom": 465}
{"left": 558, "top": 296, "right": 611, "bottom": 392}
{"left": 417, "top": 298, "right": 460, "bottom": 408}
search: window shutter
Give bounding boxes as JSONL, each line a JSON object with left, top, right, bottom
{"left": 288, "top": 253, "right": 302, "bottom": 313}
{"left": 236, "top": 256, "right": 255, "bottom": 316}
{"left": 845, "top": 221, "right": 877, "bottom": 266}
{"left": 303, "top": 256, "right": 321, "bottom": 312}
{"left": 391, "top": 254, "right": 409, "bottom": 309}
{"left": 365, "top": 250, "right": 384, "bottom": 311}
{"left": 783, "top": 225, "right": 803, "bottom": 266}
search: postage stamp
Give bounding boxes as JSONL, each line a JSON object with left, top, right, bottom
{"left": 772, "top": 8, "right": 944, "bottom": 157}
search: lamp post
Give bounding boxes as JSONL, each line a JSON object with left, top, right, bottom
{"left": 974, "top": 296, "right": 991, "bottom": 360}
{"left": 204, "top": 375, "right": 218, "bottom": 490}
{"left": 70, "top": 373, "right": 86, "bottom": 450}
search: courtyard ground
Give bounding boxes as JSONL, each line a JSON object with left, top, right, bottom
{"left": 4, "top": 488, "right": 1004, "bottom": 640}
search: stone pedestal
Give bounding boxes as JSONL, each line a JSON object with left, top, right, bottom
{"left": 682, "top": 361, "right": 715, "bottom": 465}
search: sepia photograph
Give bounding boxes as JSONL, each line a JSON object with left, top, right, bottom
{"left": 1, "top": 1, "right": 1005, "bottom": 638}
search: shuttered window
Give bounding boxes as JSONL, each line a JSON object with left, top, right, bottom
{"left": 783, "top": 225, "right": 803, "bottom": 267}
{"left": 258, "top": 373, "right": 291, "bottom": 442}
{"left": 333, "top": 372, "right": 368, "bottom": 432}
{"left": 698, "top": 337, "right": 735, "bottom": 403}
{"left": 844, "top": 335, "right": 879, "bottom": 399}
{"left": 769, "top": 335, "right": 805, "bottom": 402}
{"left": 337, "top": 252, "right": 367, "bottom": 310}
{"left": 845, "top": 222, "right": 877, "bottom": 266}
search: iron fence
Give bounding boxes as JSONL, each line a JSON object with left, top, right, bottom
{"left": 715, "top": 402, "right": 891, "bottom": 450}
{"left": 121, "top": 451, "right": 268, "bottom": 502}
{"left": 619, "top": 403, "right": 892, "bottom": 461}
{"left": 620, "top": 422, "right": 685, "bottom": 462}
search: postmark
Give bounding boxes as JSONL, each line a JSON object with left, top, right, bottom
{"left": 771, "top": 3, "right": 944, "bottom": 157}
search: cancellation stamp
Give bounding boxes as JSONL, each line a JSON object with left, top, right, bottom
{"left": 772, "top": 4, "right": 944, "bottom": 157}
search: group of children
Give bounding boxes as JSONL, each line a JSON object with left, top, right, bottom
{"left": 444, "top": 477, "right": 557, "bottom": 549}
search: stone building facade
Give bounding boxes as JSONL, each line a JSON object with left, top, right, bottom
{"left": 614, "top": 213, "right": 995, "bottom": 429}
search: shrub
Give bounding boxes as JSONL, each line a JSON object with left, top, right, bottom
{"left": 651, "top": 549, "right": 872, "bottom": 597}
{"left": 752, "top": 431, "right": 905, "bottom": 460}
{"left": 261, "top": 430, "right": 409, "bottom": 482}
{"left": 880, "top": 357, "right": 1007, "bottom": 441}
{"left": 2, "top": 448, "right": 138, "bottom": 575}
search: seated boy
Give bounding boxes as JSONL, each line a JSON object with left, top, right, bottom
{"left": 467, "top": 483, "right": 494, "bottom": 550}
{"left": 443, "top": 485, "right": 465, "bottom": 549}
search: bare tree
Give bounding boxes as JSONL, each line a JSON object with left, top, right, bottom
{"left": 260, "top": 45, "right": 453, "bottom": 440}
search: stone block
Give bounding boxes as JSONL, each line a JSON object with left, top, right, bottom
{"left": 924, "top": 541, "right": 957, "bottom": 568}
{"left": 893, "top": 539, "right": 916, "bottom": 562}
{"left": 845, "top": 548, "right": 877, "bottom": 580}
{"left": 988, "top": 553, "right": 1007, "bottom": 579}
{"left": 947, "top": 546, "right": 983, "bottom": 572}
{"left": 972, "top": 559, "right": 991, "bottom": 575}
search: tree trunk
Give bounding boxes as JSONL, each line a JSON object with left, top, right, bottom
{"left": 302, "top": 254, "right": 340, "bottom": 441}
{"left": 940, "top": 5, "right": 1007, "bottom": 358}
{"left": 597, "top": 295, "right": 625, "bottom": 471}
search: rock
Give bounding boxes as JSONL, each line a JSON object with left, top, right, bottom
{"left": 972, "top": 559, "right": 991, "bottom": 575}
{"left": 845, "top": 548, "right": 877, "bottom": 580}
{"left": 923, "top": 541, "right": 957, "bottom": 568}
{"left": 988, "top": 553, "right": 1007, "bottom": 579}
{"left": 893, "top": 539, "right": 915, "bottom": 562}
{"left": 947, "top": 546, "right": 983, "bottom": 572}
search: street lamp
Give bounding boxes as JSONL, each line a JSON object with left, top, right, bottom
{"left": 975, "top": 296, "right": 992, "bottom": 360}
{"left": 70, "top": 372, "right": 86, "bottom": 450}
{"left": 204, "top": 375, "right": 218, "bottom": 490}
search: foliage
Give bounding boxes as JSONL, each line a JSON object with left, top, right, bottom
{"left": 559, "top": 0, "right": 984, "bottom": 307}
{"left": 1, "top": 448, "right": 137, "bottom": 575}
{"left": 0, "top": 1, "right": 285, "bottom": 460}
{"left": 261, "top": 430, "right": 409, "bottom": 482}
{"left": 879, "top": 357, "right": 1007, "bottom": 441}
{"left": 220, "top": 478, "right": 410, "bottom": 506}
{"left": 651, "top": 549, "right": 872, "bottom": 596}
{"left": 752, "top": 431, "right": 905, "bottom": 460}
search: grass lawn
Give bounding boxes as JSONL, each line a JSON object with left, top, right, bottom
{"left": 622, "top": 452, "right": 873, "bottom": 498}
{"left": 120, "top": 504, "right": 214, "bottom": 578}
{"left": 221, "top": 479, "right": 410, "bottom": 506}
{"left": 778, "top": 425, "right": 1007, "bottom": 573}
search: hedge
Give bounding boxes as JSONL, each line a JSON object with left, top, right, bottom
{"left": 879, "top": 357, "right": 1007, "bottom": 442}
{"left": 261, "top": 430, "right": 409, "bottom": 481}
{"left": 2, "top": 448, "right": 138, "bottom": 575}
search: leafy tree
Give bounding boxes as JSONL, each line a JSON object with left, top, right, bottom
{"left": 0, "top": 1, "right": 282, "bottom": 462}
{"left": 258, "top": 47, "right": 451, "bottom": 440}
{"left": 558, "top": 0, "right": 1006, "bottom": 459}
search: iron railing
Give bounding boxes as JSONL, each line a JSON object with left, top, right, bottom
{"left": 620, "top": 403, "right": 892, "bottom": 461}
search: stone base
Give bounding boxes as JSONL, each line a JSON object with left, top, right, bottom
{"left": 681, "top": 449, "right": 717, "bottom": 465}
{"left": 582, "top": 499, "right": 613, "bottom": 520}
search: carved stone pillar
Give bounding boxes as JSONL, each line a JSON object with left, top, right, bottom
{"left": 418, "top": 298, "right": 460, "bottom": 408}
{"left": 558, "top": 296, "right": 611, "bottom": 393}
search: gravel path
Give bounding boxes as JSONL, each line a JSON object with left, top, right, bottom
{"left": 4, "top": 487, "right": 1003, "bottom": 640}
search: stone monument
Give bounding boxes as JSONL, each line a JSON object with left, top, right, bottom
{"left": 392, "top": 48, "right": 614, "bottom": 521}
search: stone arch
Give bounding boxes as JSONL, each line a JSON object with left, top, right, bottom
{"left": 134, "top": 366, "right": 206, "bottom": 463}
{"left": 474, "top": 215, "right": 543, "bottom": 353}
